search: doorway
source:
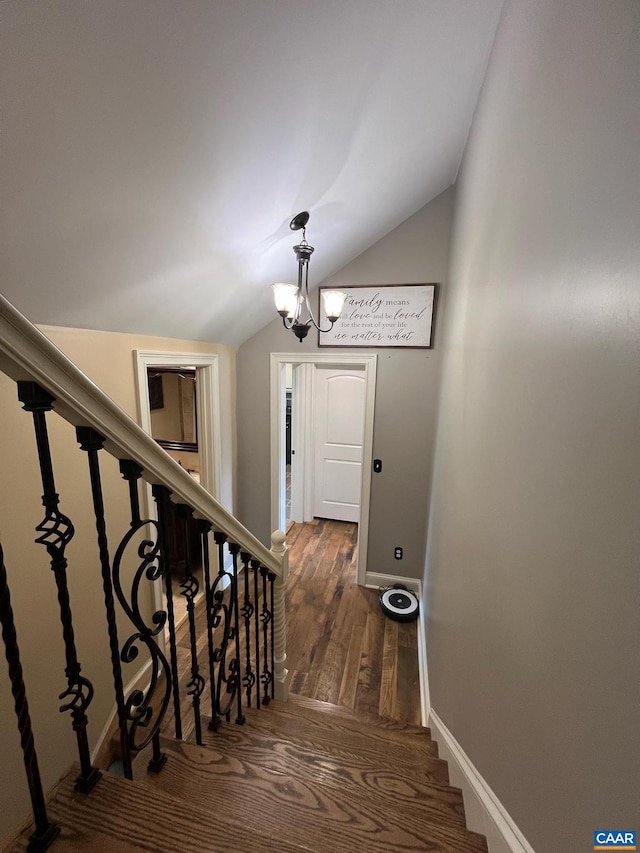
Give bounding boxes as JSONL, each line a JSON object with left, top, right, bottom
{"left": 313, "top": 365, "right": 366, "bottom": 523}
{"left": 146, "top": 366, "right": 203, "bottom": 583}
{"left": 147, "top": 367, "right": 199, "bottom": 478}
{"left": 135, "top": 349, "right": 234, "bottom": 620}
{"left": 135, "top": 349, "right": 233, "bottom": 510}
{"left": 270, "top": 353, "right": 377, "bottom": 586}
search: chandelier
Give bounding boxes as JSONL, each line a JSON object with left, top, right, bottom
{"left": 272, "top": 211, "right": 347, "bottom": 342}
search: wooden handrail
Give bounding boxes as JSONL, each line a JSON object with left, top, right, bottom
{"left": 0, "top": 293, "right": 279, "bottom": 574}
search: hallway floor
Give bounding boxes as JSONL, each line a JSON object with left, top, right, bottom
{"left": 285, "top": 518, "right": 422, "bottom": 724}
{"left": 166, "top": 517, "right": 422, "bottom": 738}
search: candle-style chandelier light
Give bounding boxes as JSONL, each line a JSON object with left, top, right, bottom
{"left": 272, "top": 211, "right": 347, "bottom": 342}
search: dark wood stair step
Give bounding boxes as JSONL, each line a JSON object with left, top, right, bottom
{"left": 143, "top": 736, "right": 487, "bottom": 853}
{"left": 270, "top": 694, "right": 434, "bottom": 747}
{"left": 287, "top": 692, "right": 429, "bottom": 730}
{"left": 8, "top": 818, "right": 147, "bottom": 853}
{"left": 154, "top": 734, "right": 467, "bottom": 831}
{"left": 200, "top": 713, "right": 450, "bottom": 785}
{"left": 239, "top": 701, "right": 439, "bottom": 765}
{"left": 8, "top": 766, "right": 312, "bottom": 853}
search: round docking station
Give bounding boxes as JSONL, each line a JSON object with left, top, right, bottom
{"left": 379, "top": 585, "right": 419, "bottom": 622}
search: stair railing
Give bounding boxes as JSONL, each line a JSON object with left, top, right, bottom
{"left": 0, "top": 293, "right": 288, "bottom": 852}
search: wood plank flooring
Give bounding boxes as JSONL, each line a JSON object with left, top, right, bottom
{"left": 166, "top": 517, "right": 422, "bottom": 739}
{"left": 285, "top": 518, "right": 421, "bottom": 724}
{"left": 12, "top": 705, "right": 487, "bottom": 853}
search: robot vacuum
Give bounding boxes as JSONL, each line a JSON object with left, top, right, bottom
{"left": 379, "top": 584, "right": 419, "bottom": 622}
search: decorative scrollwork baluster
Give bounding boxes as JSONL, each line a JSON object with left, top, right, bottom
{"left": 18, "top": 382, "right": 101, "bottom": 794}
{"left": 229, "top": 544, "right": 245, "bottom": 725}
{"left": 250, "top": 559, "right": 261, "bottom": 710}
{"left": 76, "top": 427, "right": 131, "bottom": 778}
{"left": 197, "top": 520, "right": 216, "bottom": 729}
{"left": 152, "top": 485, "right": 182, "bottom": 741}
{"left": 212, "top": 532, "right": 239, "bottom": 721}
{"left": 239, "top": 552, "right": 255, "bottom": 708}
{"left": 176, "top": 505, "right": 204, "bottom": 745}
{"left": 0, "top": 543, "right": 60, "bottom": 852}
{"left": 114, "top": 461, "right": 170, "bottom": 773}
{"left": 260, "top": 567, "right": 273, "bottom": 706}
{"left": 198, "top": 519, "right": 220, "bottom": 732}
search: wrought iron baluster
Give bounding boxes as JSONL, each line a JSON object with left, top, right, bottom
{"left": 152, "top": 485, "right": 182, "bottom": 741}
{"left": 239, "top": 552, "right": 255, "bottom": 708}
{"left": 17, "top": 382, "right": 101, "bottom": 794}
{"left": 212, "top": 532, "right": 238, "bottom": 721}
{"left": 0, "top": 544, "right": 60, "bottom": 852}
{"left": 115, "top": 461, "right": 170, "bottom": 773}
{"left": 229, "top": 544, "right": 245, "bottom": 725}
{"left": 198, "top": 519, "right": 220, "bottom": 732}
{"left": 176, "top": 505, "right": 204, "bottom": 745}
{"left": 260, "top": 567, "right": 272, "bottom": 706}
{"left": 269, "top": 571, "right": 276, "bottom": 701}
{"left": 76, "top": 427, "right": 131, "bottom": 778}
{"left": 251, "top": 559, "right": 261, "bottom": 710}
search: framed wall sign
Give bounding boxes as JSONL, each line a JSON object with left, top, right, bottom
{"left": 318, "top": 283, "right": 438, "bottom": 348}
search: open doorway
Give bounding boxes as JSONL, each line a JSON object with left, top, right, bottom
{"left": 135, "top": 349, "right": 233, "bottom": 510}
{"left": 146, "top": 367, "right": 203, "bottom": 590}
{"left": 270, "top": 353, "right": 377, "bottom": 586}
{"left": 147, "top": 367, "right": 200, "bottom": 479}
{"left": 134, "top": 349, "right": 233, "bottom": 626}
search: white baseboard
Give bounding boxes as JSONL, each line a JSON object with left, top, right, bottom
{"left": 416, "top": 601, "right": 430, "bottom": 728}
{"left": 364, "top": 572, "right": 421, "bottom": 594}
{"left": 429, "top": 710, "right": 535, "bottom": 853}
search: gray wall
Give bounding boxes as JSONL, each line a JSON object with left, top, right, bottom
{"left": 424, "top": 2, "right": 640, "bottom": 851}
{"left": 237, "top": 188, "right": 453, "bottom": 579}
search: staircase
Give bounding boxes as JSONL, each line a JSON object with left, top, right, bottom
{"left": 9, "top": 694, "right": 487, "bottom": 853}
{"left": 0, "top": 295, "right": 487, "bottom": 852}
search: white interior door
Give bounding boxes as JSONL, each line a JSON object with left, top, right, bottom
{"left": 313, "top": 367, "right": 366, "bottom": 523}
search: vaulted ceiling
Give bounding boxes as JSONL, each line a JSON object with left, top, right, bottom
{"left": 0, "top": 0, "right": 503, "bottom": 345}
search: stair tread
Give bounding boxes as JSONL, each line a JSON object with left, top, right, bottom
{"left": 262, "top": 695, "right": 435, "bottom": 748}
{"left": 155, "top": 733, "right": 467, "bottom": 831}
{"left": 9, "top": 766, "right": 311, "bottom": 853}
{"left": 199, "top": 712, "right": 450, "bottom": 784}
{"left": 9, "top": 823, "right": 147, "bottom": 853}
{"left": 287, "top": 692, "right": 431, "bottom": 735}
{"left": 239, "top": 701, "right": 439, "bottom": 762}
{"left": 143, "top": 736, "right": 487, "bottom": 853}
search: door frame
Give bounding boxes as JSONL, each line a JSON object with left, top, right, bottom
{"left": 270, "top": 352, "right": 377, "bottom": 587}
{"left": 134, "top": 350, "right": 233, "bottom": 511}
{"left": 135, "top": 349, "right": 234, "bottom": 615}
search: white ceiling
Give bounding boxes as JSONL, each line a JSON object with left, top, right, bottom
{"left": 0, "top": 0, "right": 503, "bottom": 345}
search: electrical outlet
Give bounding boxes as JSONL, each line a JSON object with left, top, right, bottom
{"left": 394, "top": 547, "right": 403, "bottom": 560}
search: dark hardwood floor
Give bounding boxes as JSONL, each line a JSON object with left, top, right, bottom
{"left": 285, "top": 518, "right": 422, "bottom": 724}
{"left": 166, "top": 517, "right": 422, "bottom": 740}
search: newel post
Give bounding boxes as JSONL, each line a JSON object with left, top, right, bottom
{"left": 270, "top": 530, "right": 289, "bottom": 701}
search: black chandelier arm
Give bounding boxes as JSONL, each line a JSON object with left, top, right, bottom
{"left": 280, "top": 265, "right": 337, "bottom": 340}
{"left": 310, "top": 315, "right": 338, "bottom": 334}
